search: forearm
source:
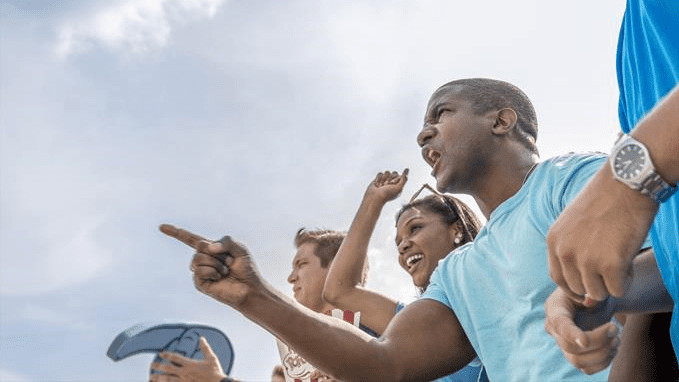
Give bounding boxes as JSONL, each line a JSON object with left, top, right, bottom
{"left": 240, "top": 281, "right": 396, "bottom": 382}
{"left": 611, "top": 250, "right": 673, "bottom": 314}
{"left": 631, "top": 83, "right": 679, "bottom": 184}
{"left": 324, "top": 193, "right": 384, "bottom": 301}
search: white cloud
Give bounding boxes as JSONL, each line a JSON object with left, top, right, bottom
{"left": 55, "top": 0, "right": 227, "bottom": 58}
{"left": 0, "top": 369, "right": 31, "bottom": 382}
{"left": 5, "top": 303, "right": 96, "bottom": 331}
{"left": 0, "top": 213, "right": 113, "bottom": 296}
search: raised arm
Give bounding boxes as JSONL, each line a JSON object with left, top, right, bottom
{"left": 159, "top": 224, "right": 476, "bottom": 382}
{"left": 547, "top": 84, "right": 679, "bottom": 304}
{"left": 322, "top": 169, "right": 407, "bottom": 335}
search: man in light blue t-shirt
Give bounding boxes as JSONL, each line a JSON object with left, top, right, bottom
{"left": 161, "top": 78, "right": 623, "bottom": 381}
{"left": 422, "top": 151, "right": 611, "bottom": 381}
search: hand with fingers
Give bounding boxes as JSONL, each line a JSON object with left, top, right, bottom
{"left": 159, "top": 224, "right": 262, "bottom": 309}
{"left": 546, "top": 165, "right": 658, "bottom": 307}
{"left": 544, "top": 287, "right": 621, "bottom": 375}
{"left": 365, "top": 168, "right": 409, "bottom": 205}
{"left": 149, "top": 337, "right": 237, "bottom": 382}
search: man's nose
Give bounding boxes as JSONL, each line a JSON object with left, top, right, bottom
{"left": 417, "top": 125, "right": 436, "bottom": 147}
{"left": 287, "top": 270, "right": 296, "bottom": 284}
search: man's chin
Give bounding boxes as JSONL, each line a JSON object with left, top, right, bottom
{"left": 434, "top": 177, "right": 450, "bottom": 193}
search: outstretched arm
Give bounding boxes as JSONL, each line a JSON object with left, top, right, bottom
{"left": 160, "top": 224, "right": 476, "bottom": 382}
{"left": 323, "top": 169, "right": 408, "bottom": 335}
{"left": 547, "top": 84, "right": 679, "bottom": 305}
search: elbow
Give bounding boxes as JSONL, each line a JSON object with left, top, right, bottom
{"left": 322, "top": 280, "right": 357, "bottom": 309}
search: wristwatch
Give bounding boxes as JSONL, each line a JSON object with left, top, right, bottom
{"left": 609, "top": 134, "right": 677, "bottom": 203}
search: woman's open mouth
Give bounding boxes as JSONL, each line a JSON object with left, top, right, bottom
{"left": 405, "top": 253, "right": 424, "bottom": 271}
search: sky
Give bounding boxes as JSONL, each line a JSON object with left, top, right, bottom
{"left": 0, "top": 0, "right": 626, "bottom": 381}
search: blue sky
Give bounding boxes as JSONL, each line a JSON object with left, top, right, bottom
{"left": 1, "top": 0, "right": 625, "bottom": 381}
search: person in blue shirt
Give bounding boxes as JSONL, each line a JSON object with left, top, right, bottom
{"left": 322, "top": 169, "right": 487, "bottom": 381}
{"left": 160, "top": 78, "right": 620, "bottom": 381}
{"left": 545, "top": 0, "right": 679, "bottom": 375}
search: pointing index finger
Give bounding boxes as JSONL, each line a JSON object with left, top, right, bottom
{"left": 159, "top": 224, "right": 212, "bottom": 249}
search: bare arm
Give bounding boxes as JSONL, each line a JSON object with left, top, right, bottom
{"left": 323, "top": 169, "right": 407, "bottom": 335}
{"left": 245, "top": 286, "right": 475, "bottom": 381}
{"left": 160, "top": 224, "right": 476, "bottom": 382}
{"left": 547, "top": 84, "right": 679, "bottom": 304}
{"left": 632, "top": 83, "right": 679, "bottom": 185}
{"left": 570, "top": 249, "right": 672, "bottom": 331}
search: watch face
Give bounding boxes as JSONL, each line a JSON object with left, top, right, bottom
{"left": 613, "top": 143, "right": 647, "bottom": 180}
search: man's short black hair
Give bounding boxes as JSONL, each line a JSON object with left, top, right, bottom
{"left": 436, "top": 78, "right": 539, "bottom": 154}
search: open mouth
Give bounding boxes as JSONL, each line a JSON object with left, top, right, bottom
{"left": 405, "top": 254, "right": 424, "bottom": 270}
{"left": 422, "top": 147, "right": 441, "bottom": 169}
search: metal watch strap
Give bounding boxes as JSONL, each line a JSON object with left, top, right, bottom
{"left": 610, "top": 134, "right": 678, "bottom": 204}
{"left": 641, "top": 172, "right": 678, "bottom": 203}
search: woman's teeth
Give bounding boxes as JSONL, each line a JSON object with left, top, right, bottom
{"left": 406, "top": 254, "right": 424, "bottom": 268}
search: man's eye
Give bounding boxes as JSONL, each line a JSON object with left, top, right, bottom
{"left": 410, "top": 225, "right": 422, "bottom": 234}
{"left": 427, "top": 109, "right": 446, "bottom": 124}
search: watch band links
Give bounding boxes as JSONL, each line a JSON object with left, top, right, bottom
{"left": 610, "top": 134, "right": 678, "bottom": 204}
{"left": 641, "top": 172, "right": 679, "bottom": 203}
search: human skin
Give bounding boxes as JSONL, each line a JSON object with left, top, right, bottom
{"left": 395, "top": 203, "right": 461, "bottom": 288}
{"left": 416, "top": 85, "right": 538, "bottom": 218}
{"left": 323, "top": 168, "right": 468, "bottom": 335}
{"left": 149, "top": 236, "right": 334, "bottom": 381}
{"left": 544, "top": 249, "right": 673, "bottom": 374}
{"left": 546, "top": 84, "right": 679, "bottom": 305}
{"left": 149, "top": 337, "right": 233, "bottom": 382}
{"left": 159, "top": 223, "right": 477, "bottom": 382}
{"left": 287, "top": 241, "right": 333, "bottom": 313}
{"left": 321, "top": 169, "right": 408, "bottom": 335}
{"left": 157, "top": 85, "right": 543, "bottom": 381}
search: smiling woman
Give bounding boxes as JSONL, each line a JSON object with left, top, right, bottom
{"left": 321, "top": 170, "right": 486, "bottom": 381}
{"left": 396, "top": 185, "right": 482, "bottom": 291}
{"left": 0, "top": 0, "right": 627, "bottom": 380}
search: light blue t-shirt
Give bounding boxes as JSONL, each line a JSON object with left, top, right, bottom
{"left": 617, "top": 0, "right": 679, "bottom": 360}
{"left": 422, "top": 153, "right": 610, "bottom": 382}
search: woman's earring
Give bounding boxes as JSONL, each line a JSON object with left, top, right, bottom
{"left": 454, "top": 236, "right": 462, "bottom": 244}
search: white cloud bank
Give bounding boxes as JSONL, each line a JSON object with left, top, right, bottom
{"left": 0, "top": 368, "right": 31, "bottom": 382}
{"left": 55, "top": 0, "right": 226, "bottom": 58}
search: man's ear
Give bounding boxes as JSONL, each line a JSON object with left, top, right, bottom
{"left": 491, "top": 108, "right": 518, "bottom": 136}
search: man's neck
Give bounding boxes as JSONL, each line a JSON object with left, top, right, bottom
{"left": 314, "top": 302, "right": 336, "bottom": 315}
{"left": 472, "top": 153, "right": 540, "bottom": 219}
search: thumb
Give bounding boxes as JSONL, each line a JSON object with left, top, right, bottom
{"left": 566, "top": 321, "right": 589, "bottom": 349}
{"left": 199, "top": 337, "right": 220, "bottom": 364}
{"left": 553, "top": 312, "right": 590, "bottom": 350}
